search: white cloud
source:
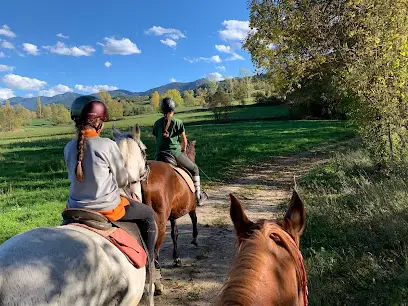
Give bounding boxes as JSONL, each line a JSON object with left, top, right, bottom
{"left": 219, "top": 20, "right": 251, "bottom": 41}
{"left": 104, "top": 61, "right": 112, "bottom": 68}
{"left": 0, "top": 87, "right": 14, "bottom": 99}
{"left": 0, "top": 64, "right": 15, "bottom": 72}
{"left": 215, "top": 44, "right": 233, "bottom": 54}
{"left": 226, "top": 52, "right": 245, "bottom": 61}
{"left": 23, "top": 43, "right": 39, "bottom": 56}
{"left": 0, "top": 25, "right": 16, "bottom": 39}
{"left": 43, "top": 42, "right": 95, "bottom": 56}
{"left": 99, "top": 37, "right": 141, "bottom": 55}
{"left": 160, "top": 38, "right": 177, "bottom": 48}
{"left": 208, "top": 72, "right": 224, "bottom": 82}
{"left": 75, "top": 84, "right": 118, "bottom": 94}
{"left": 2, "top": 74, "right": 47, "bottom": 91}
{"left": 216, "top": 65, "right": 226, "bottom": 72}
{"left": 184, "top": 55, "right": 222, "bottom": 64}
{"left": 25, "top": 93, "right": 34, "bottom": 98}
{"left": 39, "top": 84, "right": 73, "bottom": 97}
{"left": 145, "top": 26, "right": 185, "bottom": 40}
{"left": 0, "top": 52, "right": 5, "bottom": 58}
{"left": 1, "top": 40, "right": 15, "bottom": 49}
{"left": 56, "top": 33, "right": 69, "bottom": 39}
{"left": 170, "top": 78, "right": 177, "bottom": 83}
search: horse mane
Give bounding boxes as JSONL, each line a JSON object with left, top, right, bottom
{"left": 118, "top": 136, "right": 145, "bottom": 181}
{"left": 217, "top": 221, "right": 303, "bottom": 306}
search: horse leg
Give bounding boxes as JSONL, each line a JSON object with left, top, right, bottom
{"left": 189, "top": 210, "right": 198, "bottom": 246}
{"left": 153, "top": 219, "right": 166, "bottom": 296}
{"left": 170, "top": 217, "right": 182, "bottom": 267}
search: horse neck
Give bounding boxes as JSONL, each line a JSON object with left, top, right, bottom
{"left": 217, "top": 224, "right": 303, "bottom": 306}
{"left": 120, "top": 138, "right": 144, "bottom": 178}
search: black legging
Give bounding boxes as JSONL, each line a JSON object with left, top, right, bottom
{"left": 175, "top": 153, "right": 199, "bottom": 176}
{"left": 118, "top": 200, "right": 157, "bottom": 262}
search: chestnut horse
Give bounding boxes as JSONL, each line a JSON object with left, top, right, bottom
{"left": 142, "top": 140, "right": 198, "bottom": 267}
{"left": 217, "top": 191, "right": 308, "bottom": 306}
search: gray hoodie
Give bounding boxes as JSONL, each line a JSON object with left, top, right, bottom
{"left": 64, "top": 136, "right": 129, "bottom": 211}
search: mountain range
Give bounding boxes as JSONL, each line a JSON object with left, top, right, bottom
{"left": 5, "top": 78, "right": 208, "bottom": 110}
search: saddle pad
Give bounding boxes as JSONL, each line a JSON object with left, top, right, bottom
{"left": 170, "top": 166, "right": 195, "bottom": 193}
{"left": 66, "top": 223, "right": 147, "bottom": 268}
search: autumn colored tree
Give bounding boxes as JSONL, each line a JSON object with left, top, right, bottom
{"left": 151, "top": 91, "right": 160, "bottom": 110}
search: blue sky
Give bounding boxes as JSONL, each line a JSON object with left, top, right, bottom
{"left": 0, "top": 0, "right": 254, "bottom": 99}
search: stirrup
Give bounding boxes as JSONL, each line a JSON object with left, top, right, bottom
{"left": 197, "top": 191, "right": 209, "bottom": 206}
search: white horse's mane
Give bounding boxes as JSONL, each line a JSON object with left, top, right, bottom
{"left": 112, "top": 125, "right": 147, "bottom": 201}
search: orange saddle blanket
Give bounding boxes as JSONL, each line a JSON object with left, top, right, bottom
{"left": 69, "top": 223, "right": 147, "bottom": 268}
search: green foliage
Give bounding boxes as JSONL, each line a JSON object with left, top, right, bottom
{"left": 301, "top": 148, "right": 408, "bottom": 304}
{"left": 14, "top": 105, "right": 33, "bottom": 125}
{"left": 196, "top": 87, "right": 208, "bottom": 106}
{"left": 163, "top": 89, "right": 183, "bottom": 107}
{"left": 42, "top": 105, "right": 52, "bottom": 119}
{"left": 150, "top": 91, "right": 160, "bottom": 110}
{"left": 183, "top": 90, "right": 196, "bottom": 106}
{"left": 99, "top": 90, "right": 123, "bottom": 120}
{"left": 245, "top": 0, "right": 408, "bottom": 163}
{"left": 0, "top": 101, "right": 22, "bottom": 132}
{"left": 50, "top": 104, "right": 71, "bottom": 125}
{"left": 208, "top": 87, "right": 232, "bottom": 121}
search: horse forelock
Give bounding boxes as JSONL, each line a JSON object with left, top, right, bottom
{"left": 217, "top": 221, "right": 304, "bottom": 305}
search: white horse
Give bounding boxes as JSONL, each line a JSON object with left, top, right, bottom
{"left": 112, "top": 124, "right": 147, "bottom": 203}
{"left": 0, "top": 125, "right": 153, "bottom": 306}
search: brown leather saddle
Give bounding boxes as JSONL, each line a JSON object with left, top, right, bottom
{"left": 61, "top": 208, "right": 143, "bottom": 245}
{"left": 156, "top": 152, "right": 192, "bottom": 179}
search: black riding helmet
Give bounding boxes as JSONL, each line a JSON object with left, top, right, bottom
{"left": 160, "top": 97, "right": 176, "bottom": 114}
{"left": 70, "top": 95, "right": 109, "bottom": 122}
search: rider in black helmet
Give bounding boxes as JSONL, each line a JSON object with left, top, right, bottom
{"left": 153, "top": 97, "right": 207, "bottom": 206}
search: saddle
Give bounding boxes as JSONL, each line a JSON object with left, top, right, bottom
{"left": 62, "top": 208, "right": 147, "bottom": 268}
{"left": 155, "top": 152, "right": 195, "bottom": 193}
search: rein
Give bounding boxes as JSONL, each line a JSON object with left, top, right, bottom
{"left": 274, "top": 228, "right": 308, "bottom": 306}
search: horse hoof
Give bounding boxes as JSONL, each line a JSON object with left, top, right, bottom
{"left": 154, "top": 281, "right": 164, "bottom": 296}
{"left": 191, "top": 239, "right": 198, "bottom": 246}
{"left": 174, "top": 258, "right": 182, "bottom": 267}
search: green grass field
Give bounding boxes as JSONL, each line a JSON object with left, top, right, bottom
{"left": 301, "top": 148, "right": 408, "bottom": 304}
{"left": 0, "top": 104, "right": 354, "bottom": 243}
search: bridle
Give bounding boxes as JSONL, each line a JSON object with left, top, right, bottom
{"left": 274, "top": 228, "right": 308, "bottom": 306}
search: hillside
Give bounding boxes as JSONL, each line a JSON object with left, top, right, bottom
{"left": 6, "top": 78, "right": 208, "bottom": 110}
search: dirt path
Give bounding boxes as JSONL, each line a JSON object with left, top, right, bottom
{"left": 153, "top": 142, "right": 345, "bottom": 306}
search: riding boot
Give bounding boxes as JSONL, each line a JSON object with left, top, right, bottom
{"left": 193, "top": 175, "right": 208, "bottom": 206}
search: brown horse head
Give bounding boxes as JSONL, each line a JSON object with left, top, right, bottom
{"left": 217, "top": 190, "right": 307, "bottom": 306}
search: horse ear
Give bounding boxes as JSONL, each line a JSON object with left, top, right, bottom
{"left": 112, "top": 125, "right": 121, "bottom": 139}
{"left": 132, "top": 124, "right": 141, "bottom": 141}
{"left": 282, "top": 190, "right": 306, "bottom": 237}
{"left": 230, "top": 194, "right": 253, "bottom": 238}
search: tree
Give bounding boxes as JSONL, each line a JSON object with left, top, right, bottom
{"left": 233, "top": 79, "right": 249, "bottom": 105}
{"left": 36, "top": 97, "right": 42, "bottom": 119}
{"left": 196, "top": 87, "right": 207, "bottom": 106}
{"left": 208, "top": 87, "right": 232, "bottom": 121}
{"left": 42, "top": 105, "right": 52, "bottom": 119}
{"left": 50, "top": 104, "right": 71, "bottom": 125}
{"left": 244, "top": 0, "right": 408, "bottom": 163}
{"left": 206, "top": 75, "right": 219, "bottom": 98}
{"left": 0, "top": 100, "right": 20, "bottom": 132}
{"left": 183, "top": 90, "right": 196, "bottom": 106}
{"left": 99, "top": 90, "right": 123, "bottom": 120}
{"left": 151, "top": 91, "right": 160, "bottom": 110}
{"left": 14, "top": 104, "right": 32, "bottom": 125}
{"left": 163, "top": 89, "right": 183, "bottom": 107}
